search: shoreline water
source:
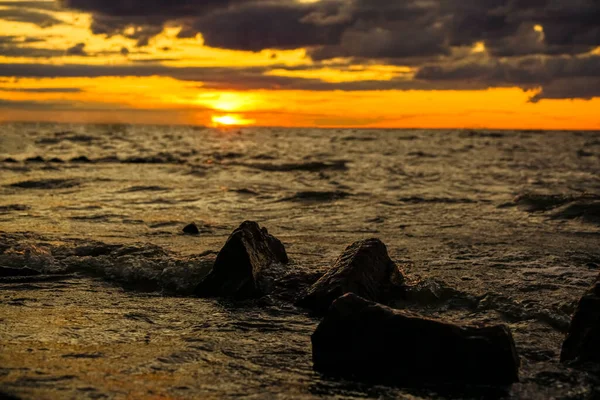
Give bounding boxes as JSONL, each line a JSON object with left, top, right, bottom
{"left": 1, "top": 124, "right": 599, "bottom": 399}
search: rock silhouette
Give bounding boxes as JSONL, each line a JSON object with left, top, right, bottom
{"left": 312, "top": 293, "right": 520, "bottom": 386}
{"left": 194, "top": 221, "right": 288, "bottom": 299}
{"left": 297, "top": 239, "right": 404, "bottom": 314}
{"left": 0, "top": 266, "right": 41, "bottom": 277}
{"left": 182, "top": 223, "right": 200, "bottom": 235}
{"left": 561, "top": 274, "right": 600, "bottom": 366}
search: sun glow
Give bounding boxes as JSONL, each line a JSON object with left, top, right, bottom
{"left": 211, "top": 114, "right": 255, "bottom": 126}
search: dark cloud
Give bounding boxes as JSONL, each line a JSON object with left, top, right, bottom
{"left": 56, "top": 0, "right": 600, "bottom": 57}
{"left": 0, "top": 1, "right": 59, "bottom": 11}
{"left": 0, "top": 36, "right": 92, "bottom": 58}
{"left": 66, "top": 42, "right": 87, "bottom": 56}
{"left": 0, "top": 36, "right": 65, "bottom": 58}
{"left": 415, "top": 54, "right": 600, "bottom": 99}
{"left": 195, "top": 3, "right": 346, "bottom": 51}
{"left": 0, "top": 61, "right": 523, "bottom": 92}
{"left": 0, "top": 6, "right": 63, "bottom": 27}
{"left": 1, "top": 0, "right": 597, "bottom": 101}
{"left": 0, "top": 55, "right": 598, "bottom": 100}
{"left": 58, "top": 0, "right": 252, "bottom": 18}
{"left": 530, "top": 78, "right": 600, "bottom": 102}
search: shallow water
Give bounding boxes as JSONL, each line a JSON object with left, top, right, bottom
{"left": 1, "top": 123, "right": 600, "bottom": 399}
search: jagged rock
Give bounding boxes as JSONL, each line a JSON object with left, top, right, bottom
{"left": 312, "top": 293, "right": 520, "bottom": 386}
{"left": 296, "top": 239, "right": 404, "bottom": 314}
{"left": 561, "top": 275, "right": 600, "bottom": 366}
{"left": 194, "top": 221, "right": 288, "bottom": 299}
{"left": 183, "top": 223, "right": 200, "bottom": 235}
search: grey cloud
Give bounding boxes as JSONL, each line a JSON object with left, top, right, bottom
{"left": 530, "top": 78, "right": 600, "bottom": 102}
{"left": 0, "top": 1, "right": 59, "bottom": 11}
{"left": 0, "top": 35, "right": 65, "bottom": 57}
{"left": 415, "top": 54, "right": 600, "bottom": 99}
{"left": 0, "top": 36, "right": 92, "bottom": 58}
{"left": 0, "top": 61, "right": 512, "bottom": 92}
{"left": 66, "top": 42, "right": 87, "bottom": 56}
{"left": 0, "top": 6, "right": 63, "bottom": 27}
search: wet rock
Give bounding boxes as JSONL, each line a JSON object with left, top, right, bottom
{"left": 70, "top": 156, "right": 93, "bottom": 163}
{"left": 280, "top": 191, "right": 350, "bottom": 203}
{"left": 194, "top": 221, "right": 288, "bottom": 299}
{"left": 577, "top": 149, "right": 594, "bottom": 157}
{"left": 0, "top": 266, "right": 41, "bottom": 277}
{"left": 183, "top": 223, "right": 200, "bottom": 235}
{"left": 121, "top": 153, "right": 182, "bottom": 164}
{"left": 552, "top": 200, "right": 600, "bottom": 225}
{"left": 8, "top": 178, "right": 80, "bottom": 189}
{"left": 514, "top": 193, "right": 574, "bottom": 212}
{"left": 25, "top": 156, "right": 45, "bottom": 163}
{"left": 561, "top": 275, "right": 600, "bottom": 366}
{"left": 297, "top": 239, "right": 404, "bottom": 315}
{"left": 312, "top": 293, "right": 520, "bottom": 386}
{"left": 233, "top": 160, "right": 348, "bottom": 172}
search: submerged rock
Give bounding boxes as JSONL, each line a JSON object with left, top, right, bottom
{"left": 194, "top": 221, "right": 289, "bottom": 299}
{"left": 183, "top": 223, "right": 200, "bottom": 235}
{"left": 513, "top": 193, "right": 575, "bottom": 212}
{"left": 312, "top": 293, "right": 520, "bottom": 386}
{"left": 297, "top": 239, "right": 404, "bottom": 314}
{"left": 561, "top": 275, "right": 600, "bottom": 366}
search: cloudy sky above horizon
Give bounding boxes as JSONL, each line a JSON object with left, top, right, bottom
{"left": 0, "top": 0, "right": 599, "bottom": 129}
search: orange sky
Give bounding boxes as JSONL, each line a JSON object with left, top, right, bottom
{"left": 0, "top": 0, "right": 599, "bottom": 130}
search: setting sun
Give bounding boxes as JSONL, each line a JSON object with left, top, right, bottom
{"left": 211, "top": 114, "right": 255, "bottom": 126}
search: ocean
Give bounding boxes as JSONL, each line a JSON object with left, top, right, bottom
{"left": 1, "top": 123, "right": 600, "bottom": 399}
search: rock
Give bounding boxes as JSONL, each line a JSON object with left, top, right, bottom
{"left": 25, "top": 156, "right": 45, "bottom": 163}
{"left": 194, "top": 221, "right": 289, "bottom": 298}
{"left": 0, "top": 266, "right": 41, "bottom": 277}
{"left": 48, "top": 157, "right": 65, "bottom": 163}
{"left": 312, "top": 293, "right": 520, "bottom": 386}
{"left": 561, "top": 275, "right": 600, "bottom": 366}
{"left": 296, "top": 239, "right": 404, "bottom": 314}
{"left": 2, "top": 157, "right": 18, "bottom": 163}
{"left": 70, "top": 156, "right": 93, "bottom": 163}
{"left": 183, "top": 223, "right": 200, "bottom": 235}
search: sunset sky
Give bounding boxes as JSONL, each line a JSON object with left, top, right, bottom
{"left": 0, "top": 0, "right": 599, "bottom": 129}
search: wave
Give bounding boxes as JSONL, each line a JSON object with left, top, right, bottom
{"left": 230, "top": 160, "right": 348, "bottom": 172}
{"left": 279, "top": 190, "right": 351, "bottom": 203}
{"left": 8, "top": 178, "right": 81, "bottom": 189}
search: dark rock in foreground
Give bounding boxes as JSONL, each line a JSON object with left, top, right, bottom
{"left": 561, "top": 275, "right": 600, "bottom": 366}
{"left": 194, "top": 221, "right": 288, "bottom": 299}
{"left": 183, "top": 223, "right": 200, "bottom": 235}
{"left": 0, "top": 266, "right": 41, "bottom": 277}
{"left": 312, "top": 293, "right": 520, "bottom": 386}
{"left": 297, "top": 239, "right": 404, "bottom": 314}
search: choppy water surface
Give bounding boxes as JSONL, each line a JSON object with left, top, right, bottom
{"left": 1, "top": 123, "right": 600, "bottom": 399}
